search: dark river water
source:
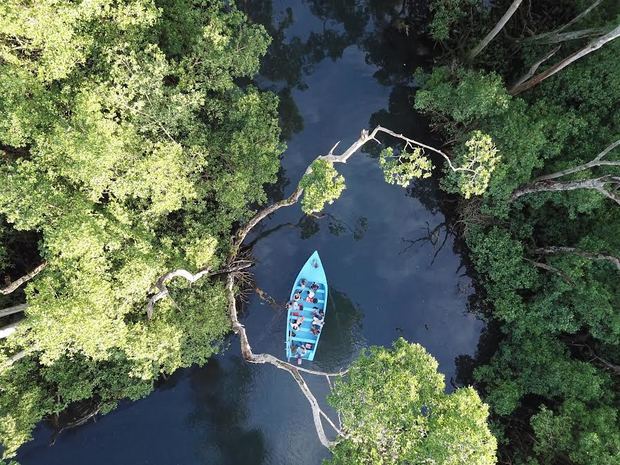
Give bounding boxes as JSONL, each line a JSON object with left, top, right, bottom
{"left": 17, "top": 2, "right": 484, "bottom": 464}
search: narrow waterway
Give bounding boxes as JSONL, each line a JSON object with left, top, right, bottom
{"left": 17, "top": 2, "right": 484, "bottom": 464}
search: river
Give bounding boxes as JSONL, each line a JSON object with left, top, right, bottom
{"left": 17, "top": 2, "right": 484, "bottom": 464}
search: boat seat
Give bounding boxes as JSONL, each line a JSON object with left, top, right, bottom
{"left": 291, "top": 336, "right": 318, "bottom": 344}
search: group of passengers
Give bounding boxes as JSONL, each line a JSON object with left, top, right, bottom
{"left": 288, "top": 279, "right": 325, "bottom": 364}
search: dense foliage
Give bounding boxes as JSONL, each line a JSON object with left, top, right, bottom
{"left": 327, "top": 338, "right": 497, "bottom": 465}
{"left": 420, "top": 1, "right": 620, "bottom": 464}
{"left": 0, "top": 0, "right": 283, "bottom": 458}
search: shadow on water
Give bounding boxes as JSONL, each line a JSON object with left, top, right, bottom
{"left": 188, "top": 358, "right": 267, "bottom": 465}
{"left": 312, "top": 288, "right": 365, "bottom": 371}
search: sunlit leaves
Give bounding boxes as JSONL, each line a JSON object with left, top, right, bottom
{"left": 0, "top": 0, "right": 280, "bottom": 458}
{"left": 299, "top": 159, "right": 346, "bottom": 214}
{"left": 379, "top": 146, "right": 432, "bottom": 187}
{"left": 455, "top": 131, "right": 500, "bottom": 199}
{"left": 327, "top": 338, "right": 497, "bottom": 465}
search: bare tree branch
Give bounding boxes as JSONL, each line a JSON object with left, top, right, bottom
{"left": 523, "top": 257, "right": 573, "bottom": 283}
{"left": 231, "top": 126, "right": 461, "bottom": 256}
{"left": 511, "top": 46, "right": 561, "bottom": 89}
{"left": 254, "top": 287, "right": 282, "bottom": 309}
{"left": 534, "top": 246, "right": 620, "bottom": 271}
{"left": 50, "top": 404, "right": 102, "bottom": 446}
{"left": 527, "top": 28, "right": 608, "bottom": 44}
{"left": 0, "top": 303, "right": 27, "bottom": 318}
{"left": 226, "top": 273, "right": 345, "bottom": 448}
{"left": 231, "top": 187, "right": 303, "bottom": 259}
{"left": 525, "top": 0, "right": 603, "bottom": 43}
{"left": 146, "top": 261, "right": 253, "bottom": 318}
{"left": 570, "top": 342, "right": 620, "bottom": 375}
{"left": 511, "top": 175, "right": 620, "bottom": 205}
{"left": 509, "top": 24, "right": 620, "bottom": 95}
{"left": 467, "top": 0, "right": 524, "bottom": 61}
{"left": 1, "top": 262, "right": 47, "bottom": 295}
{"left": 534, "top": 139, "right": 620, "bottom": 182}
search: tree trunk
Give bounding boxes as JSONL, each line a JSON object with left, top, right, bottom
{"left": 509, "top": 24, "right": 620, "bottom": 95}
{"left": 533, "top": 139, "right": 620, "bottom": 181}
{"left": 511, "top": 176, "right": 620, "bottom": 205}
{"left": 467, "top": 0, "right": 524, "bottom": 61}
{"left": 534, "top": 246, "right": 620, "bottom": 271}
{"left": 0, "top": 304, "right": 27, "bottom": 318}
{"left": 524, "top": 0, "right": 603, "bottom": 43}
{"left": 1, "top": 262, "right": 47, "bottom": 295}
{"left": 0, "top": 321, "right": 20, "bottom": 339}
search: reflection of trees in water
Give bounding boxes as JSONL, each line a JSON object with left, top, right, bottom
{"left": 188, "top": 358, "right": 267, "bottom": 465}
{"left": 313, "top": 288, "right": 365, "bottom": 370}
{"left": 244, "top": 212, "right": 367, "bottom": 248}
{"left": 324, "top": 214, "right": 368, "bottom": 240}
{"left": 239, "top": 0, "right": 434, "bottom": 131}
{"left": 399, "top": 220, "right": 452, "bottom": 266}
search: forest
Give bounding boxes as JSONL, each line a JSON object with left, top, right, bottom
{"left": 0, "top": 1, "right": 618, "bottom": 464}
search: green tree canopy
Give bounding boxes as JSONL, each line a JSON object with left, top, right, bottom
{"left": 327, "top": 338, "right": 497, "bottom": 465}
{"left": 0, "top": 0, "right": 283, "bottom": 457}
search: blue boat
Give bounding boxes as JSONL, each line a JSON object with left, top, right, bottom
{"left": 285, "top": 251, "right": 328, "bottom": 363}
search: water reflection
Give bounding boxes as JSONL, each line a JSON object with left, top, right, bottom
{"left": 188, "top": 358, "right": 267, "bottom": 465}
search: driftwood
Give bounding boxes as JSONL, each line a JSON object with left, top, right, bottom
{"left": 1, "top": 262, "right": 47, "bottom": 295}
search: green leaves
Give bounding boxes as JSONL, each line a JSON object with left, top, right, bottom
{"left": 379, "top": 147, "right": 432, "bottom": 187}
{"left": 299, "top": 159, "right": 346, "bottom": 214}
{"left": 327, "top": 338, "right": 497, "bottom": 465}
{"left": 0, "top": 0, "right": 282, "bottom": 458}
{"left": 457, "top": 131, "right": 500, "bottom": 198}
{"left": 415, "top": 67, "right": 510, "bottom": 126}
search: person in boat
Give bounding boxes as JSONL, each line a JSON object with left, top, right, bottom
{"left": 295, "top": 345, "right": 307, "bottom": 365}
{"left": 299, "top": 278, "right": 307, "bottom": 288}
{"left": 310, "top": 315, "right": 324, "bottom": 335}
{"left": 312, "top": 308, "right": 324, "bottom": 319}
{"left": 310, "top": 282, "right": 319, "bottom": 291}
{"left": 293, "top": 291, "right": 301, "bottom": 301}
{"left": 291, "top": 316, "right": 305, "bottom": 331}
{"left": 305, "top": 290, "right": 315, "bottom": 302}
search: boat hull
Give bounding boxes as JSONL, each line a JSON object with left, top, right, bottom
{"left": 285, "top": 251, "right": 328, "bottom": 362}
